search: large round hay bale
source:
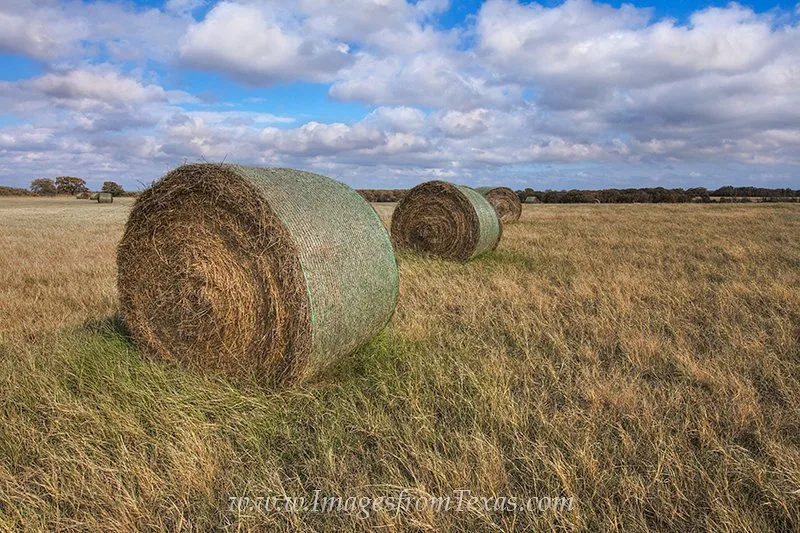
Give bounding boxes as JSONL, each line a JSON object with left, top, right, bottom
{"left": 117, "top": 164, "right": 399, "bottom": 386}
{"left": 97, "top": 192, "right": 113, "bottom": 203}
{"left": 474, "top": 186, "right": 522, "bottom": 224}
{"left": 391, "top": 180, "right": 501, "bottom": 262}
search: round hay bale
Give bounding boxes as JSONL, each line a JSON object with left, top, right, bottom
{"left": 97, "top": 192, "right": 113, "bottom": 203}
{"left": 474, "top": 186, "right": 522, "bottom": 224}
{"left": 117, "top": 164, "right": 399, "bottom": 386}
{"left": 391, "top": 180, "right": 501, "bottom": 262}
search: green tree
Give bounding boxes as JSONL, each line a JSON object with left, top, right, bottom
{"left": 55, "top": 176, "right": 88, "bottom": 195}
{"left": 713, "top": 185, "right": 736, "bottom": 197}
{"left": 30, "top": 178, "right": 57, "bottom": 195}
{"left": 101, "top": 181, "right": 125, "bottom": 197}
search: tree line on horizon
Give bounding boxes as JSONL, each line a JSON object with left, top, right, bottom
{"left": 0, "top": 177, "right": 131, "bottom": 197}
{"left": 517, "top": 186, "right": 800, "bottom": 203}
{"left": 357, "top": 185, "right": 800, "bottom": 203}
{"left": 1, "top": 180, "right": 798, "bottom": 203}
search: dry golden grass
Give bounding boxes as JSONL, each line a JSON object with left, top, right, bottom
{"left": 1, "top": 198, "right": 799, "bottom": 530}
{"left": 0, "top": 197, "right": 134, "bottom": 345}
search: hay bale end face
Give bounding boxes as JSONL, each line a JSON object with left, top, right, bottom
{"left": 391, "top": 180, "right": 501, "bottom": 262}
{"left": 97, "top": 192, "right": 113, "bottom": 203}
{"left": 474, "top": 186, "right": 522, "bottom": 224}
{"left": 117, "top": 164, "right": 399, "bottom": 386}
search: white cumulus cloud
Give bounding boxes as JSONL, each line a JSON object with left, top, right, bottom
{"left": 179, "top": 2, "right": 352, "bottom": 83}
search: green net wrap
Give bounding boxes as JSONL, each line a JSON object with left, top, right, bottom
{"left": 238, "top": 166, "right": 399, "bottom": 365}
{"left": 458, "top": 185, "right": 502, "bottom": 258}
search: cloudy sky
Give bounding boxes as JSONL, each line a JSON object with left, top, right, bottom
{"left": 1, "top": 0, "right": 799, "bottom": 191}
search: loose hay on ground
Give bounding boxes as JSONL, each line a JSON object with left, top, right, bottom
{"left": 116, "top": 164, "right": 399, "bottom": 386}
{"left": 391, "top": 180, "right": 501, "bottom": 262}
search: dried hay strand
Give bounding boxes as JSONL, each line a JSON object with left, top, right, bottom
{"left": 474, "top": 186, "right": 521, "bottom": 224}
{"left": 117, "top": 164, "right": 399, "bottom": 386}
{"left": 390, "top": 180, "right": 501, "bottom": 262}
{"left": 97, "top": 192, "right": 113, "bottom": 203}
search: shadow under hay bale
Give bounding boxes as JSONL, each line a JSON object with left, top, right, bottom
{"left": 83, "top": 313, "right": 133, "bottom": 343}
{"left": 474, "top": 186, "right": 522, "bottom": 224}
{"left": 117, "top": 164, "right": 399, "bottom": 387}
{"left": 391, "top": 180, "right": 501, "bottom": 262}
{"left": 97, "top": 192, "right": 113, "bottom": 203}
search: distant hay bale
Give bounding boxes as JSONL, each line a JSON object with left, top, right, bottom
{"left": 76, "top": 192, "right": 91, "bottom": 200}
{"left": 391, "top": 180, "right": 501, "bottom": 262}
{"left": 90, "top": 193, "right": 99, "bottom": 201}
{"left": 474, "top": 186, "right": 522, "bottom": 224}
{"left": 97, "top": 192, "right": 113, "bottom": 203}
{"left": 524, "top": 196, "right": 540, "bottom": 204}
{"left": 117, "top": 164, "right": 399, "bottom": 386}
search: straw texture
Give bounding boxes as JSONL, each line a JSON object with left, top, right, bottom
{"left": 117, "top": 164, "right": 398, "bottom": 386}
{"left": 390, "top": 180, "right": 501, "bottom": 262}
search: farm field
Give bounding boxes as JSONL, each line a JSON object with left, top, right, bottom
{"left": 1, "top": 197, "right": 799, "bottom": 530}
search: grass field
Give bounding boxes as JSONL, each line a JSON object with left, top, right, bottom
{"left": 1, "top": 197, "right": 799, "bottom": 530}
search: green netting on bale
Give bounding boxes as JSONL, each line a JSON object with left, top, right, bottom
{"left": 236, "top": 166, "right": 400, "bottom": 366}
{"left": 457, "top": 185, "right": 502, "bottom": 258}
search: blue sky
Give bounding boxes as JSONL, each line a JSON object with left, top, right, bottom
{"left": 1, "top": 0, "right": 799, "bottom": 191}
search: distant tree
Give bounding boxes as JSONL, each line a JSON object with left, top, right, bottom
{"left": 623, "top": 189, "right": 652, "bottom": 203}
{"left": 0, "top": 186, "right": 31, "bottom": 196}
{"left": 686, "top": 187, "right": 710, "bottom": 202}
{"left": 539, "top": 190, "right": 558, "bottom": 203}
{"left": 672, "top": 189, "right": 690, "bottom": 203}
{"left": 598, "top": 189, "right": 621, "bottom": 203}
{"left": 561, "top": 190, "right": 593, "bottom": 203}
{"left": 650, "top": 187, "right": 679, "bottom": 203}
{"left": 55, "top": 176, "right": 88, "bottom": 195}
{"left": 30, "top": 178, "right": 57, "bottom": 195}
{"left": 712, "top": 185, "right": 736, "bottom": 197}
{"left": 101, "top": 181, "right": 125, "bottom": 197}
